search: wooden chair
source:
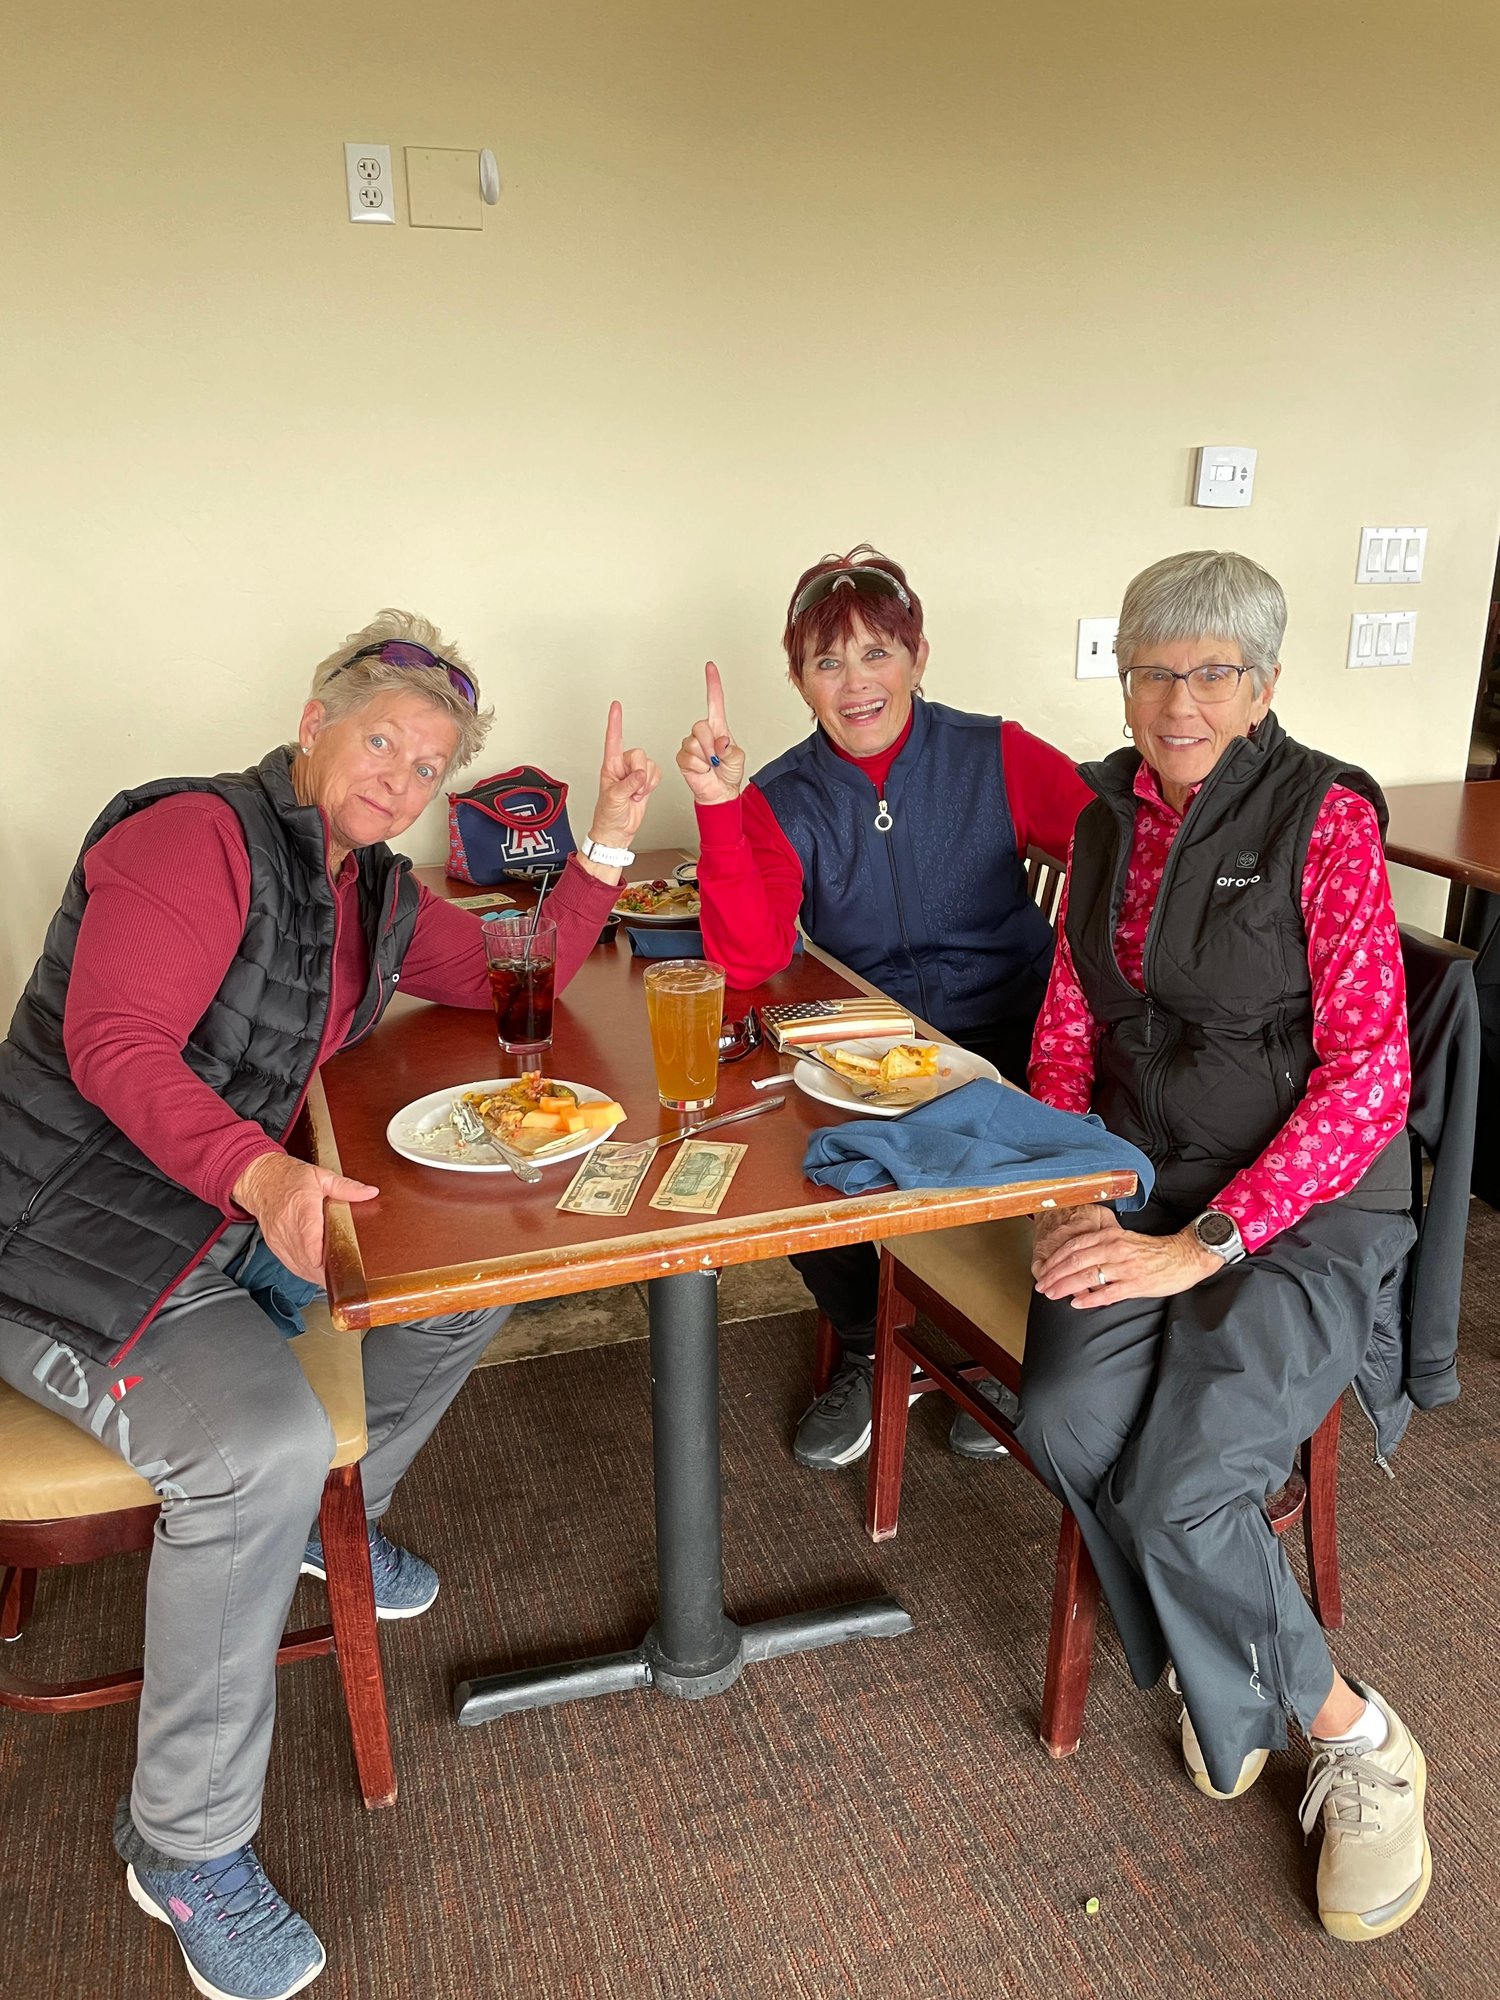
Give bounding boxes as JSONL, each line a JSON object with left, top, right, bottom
{"left": 0, "top": 1304, "right": 397, "bottom": 1809}
{"left": 864, "top": 1216, "right": 1344, "bottom": 1758}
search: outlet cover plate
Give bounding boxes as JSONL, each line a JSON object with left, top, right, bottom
{"left": 405, "top": 148, "right": 482, "bottom": 230}
{"left": 345, "top": 142, "right": 394, "bottom": 224}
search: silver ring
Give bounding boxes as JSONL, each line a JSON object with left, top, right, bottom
{"left": 1096, "top": 1267, "right": 1107, "bottom": 1288}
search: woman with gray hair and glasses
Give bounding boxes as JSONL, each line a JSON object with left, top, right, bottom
{"left": 0, "top": 610, "right": 658, "bottom": 2000}
{"left": 1016, "top": 551, "right": 1430, "bottom": 1942}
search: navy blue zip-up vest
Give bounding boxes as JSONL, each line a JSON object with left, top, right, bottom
{"left": 1065, "top": 712, "right": 1411, "bottom": 1219}
{"left": 0, "top": 747, "right": 421, "bottom": 1367}
{"left": 752, "top": 699, "right": 1055, "bottom": 1042}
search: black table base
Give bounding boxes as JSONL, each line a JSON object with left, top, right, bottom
{"left": 454, "top": 1270, "right": 912, "bottom": 1726}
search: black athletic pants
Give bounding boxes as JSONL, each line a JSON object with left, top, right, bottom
{"left": 1014, "top": 1197, "right": 1414, "bottom": 1793}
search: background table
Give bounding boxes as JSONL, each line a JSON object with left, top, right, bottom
{"left": 307, "top": 856, "right": 1136, "bottom": 1721}
{"left": 1385, "top": 779, "right": 1500, "bottom": 944}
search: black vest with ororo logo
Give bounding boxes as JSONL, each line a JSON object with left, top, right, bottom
{"left": 1065, "top": 712, "right": 1411, "bottom": 1219}
{"left": 0, "top": 747, "right": 420, "bottom": 1367}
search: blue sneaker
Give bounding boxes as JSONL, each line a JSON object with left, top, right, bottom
{"left": 301, "top": 1523, "right": 439, "bottom": 1620}
{"left": 126, "top": 1843, "right": 325, "bottom": 1999}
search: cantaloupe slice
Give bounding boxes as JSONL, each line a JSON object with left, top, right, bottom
{"left": 520, "top": 1110, "right": 568, "bottom": 1132}
{"left": 577, "top": 1100, "right": 625, "bottom": 1127}
{"left": 562, "top": 1101, "right": 626, "bottom": 1132}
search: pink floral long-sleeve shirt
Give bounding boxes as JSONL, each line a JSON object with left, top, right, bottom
{"left": 1028, "top": 764, "right": 1411, "bottom": 1251}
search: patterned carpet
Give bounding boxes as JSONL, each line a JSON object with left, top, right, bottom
{"left": 3, "top": 1211, "right": 1499, "bottom": 1999}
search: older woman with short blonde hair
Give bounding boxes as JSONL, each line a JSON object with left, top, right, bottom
{"left": 1018, "top": 551, "right": 1429, "bottom": 1945}
{"left": 0, "top": 611, "right": 658, "bottom": 2000}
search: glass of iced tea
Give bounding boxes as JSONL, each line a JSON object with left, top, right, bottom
{"left": 644, "top": 959, "right": 726, "bottom": 1111}
{"left": 483, "top": 913, "right": 557, "bottom": 1058}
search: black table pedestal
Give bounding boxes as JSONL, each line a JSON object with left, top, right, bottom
{"left": 454, "top": 1270, "right": 911, "bottom": 1726}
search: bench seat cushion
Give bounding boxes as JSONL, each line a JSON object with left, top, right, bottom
{"left": 885, "top": 1216, "right": 1035, "bottom": 1365}
{"left": 0, "top": 1305, "right": 366, "bottom": 1523}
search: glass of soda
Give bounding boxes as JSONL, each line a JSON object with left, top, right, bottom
{"left": 483, "top": 913, "right": 557, "bottom": 1058}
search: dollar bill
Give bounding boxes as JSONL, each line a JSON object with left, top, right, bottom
{"left": 649, "top": 1140, "right": 748, "bottom": 1215}
{"left": 555, "top": 1142, "right": 656, "bottom": 1217}
{"left": 448, "top": 890, "right": 517, "bottom": 912}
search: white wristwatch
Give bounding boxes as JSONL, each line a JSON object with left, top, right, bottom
{"left": 579, "top": 835, "right": 635, "bottom": 869}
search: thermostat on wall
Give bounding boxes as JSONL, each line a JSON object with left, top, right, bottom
{"left": 1194, "top": 446, "right": 1256, "bottom": 508}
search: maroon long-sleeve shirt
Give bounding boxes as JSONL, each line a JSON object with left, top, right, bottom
{"left": 62, "top": 792, "right": 618, "bottom": 1213}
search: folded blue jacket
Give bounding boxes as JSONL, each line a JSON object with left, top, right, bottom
{"left": 802, "top": 1079, "right": 1154, "bottom": 1207}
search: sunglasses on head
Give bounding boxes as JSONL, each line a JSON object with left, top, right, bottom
{"left": 789, "top": 565, "right": 912, "bottom": 624}
{"left": 332, "top": 640, "right": 479, "bottom": 711}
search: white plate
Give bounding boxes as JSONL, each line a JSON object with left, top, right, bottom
{"left": 385, "top": 1077, "right": 625, "bottom": 1174}
{"left": 792, "top": 1038, "right": 999, "bottom": 1120}
{"left": 611, "top": 879, "right": 702, "bottom": 925}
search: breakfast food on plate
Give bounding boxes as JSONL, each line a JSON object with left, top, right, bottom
{"left": 822, "top": 1042, "right": 941, "bottom": 1090}
{"left": 461, "top": 1075, "right": 625, "bottom": 1146}
{"left": 614, "top": 878, "right": 701, "bottom": 917}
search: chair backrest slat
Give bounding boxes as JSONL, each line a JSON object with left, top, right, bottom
{"left": 1025, "top": 846, "right": 1066, "bottom": 931}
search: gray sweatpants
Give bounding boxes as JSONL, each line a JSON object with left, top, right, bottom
{"left": 1014, "top": 1199, "right": 1414, "bottom": 1796}
{"left": 0, "top": 1225, "right": 510, "bottom": 1860}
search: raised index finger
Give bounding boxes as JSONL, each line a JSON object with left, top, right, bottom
{"left": 603, "top": 699, "right": 624, "bottom": 770}
{"left": 705, "top": 660, "right": 728, "bottom": 736}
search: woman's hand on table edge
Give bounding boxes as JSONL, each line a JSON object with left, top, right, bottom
{"left": 1032, "top": 1207, "right": 1221, "bottom": 1308}
{"left": 577, "top": 701, "right": 662, "bottom": 884}
{"left": 676, "top": 661, "right": 746, "bottom": 807}
{"left": 232, "top": 1151, "right": 379, "bottom": 1286}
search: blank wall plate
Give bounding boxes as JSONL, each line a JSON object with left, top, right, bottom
{"left": 1357, "top": 526, "right": 1427, "bottom": 584}
{"left": 344, "top": 143, "right": 394, "bottom": 223}
{"left": 1348, "top": 611, "right": 1417, "bottom": 668}
{"left": 1076, "top": 617, "right": 1119, "bottom": 680}
{"left": 1194, "top": 445, "right": 1256, "bottom": 507}
{"left": 405, "top": 148, "right": 482, "bottom": 230}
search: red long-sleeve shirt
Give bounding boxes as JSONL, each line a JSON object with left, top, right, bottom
{"left": 62, "top": 792, "right": 618, "bottom": 1214}
{"left": 1028, "top": 767, "right": 1412, "bottom": 1249}
{"left": 695, "top": 718, "right": 1092, "bottom": 989}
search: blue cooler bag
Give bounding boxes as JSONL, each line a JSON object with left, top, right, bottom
{"left": 446, "top": 765, "right": 576, "bottom": 883}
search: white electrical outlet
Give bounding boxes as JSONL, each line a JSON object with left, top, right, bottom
{"left": 344, "top": 142, "right": 394, "bottom": 224}
{"left": 1357, "top": 526, "right": 1426, "bottom": 584}
{"left": 1076, "top": 618, "right": 1120, "bottom": 680}
{"left": 1193, "top": 446, "right": 1256, "bottom": 508}
{"left": 1347, "top": 611, "right": 1417, "bottom": 668}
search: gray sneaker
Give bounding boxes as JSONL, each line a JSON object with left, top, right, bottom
{"left": 301, "top": 1524, "right": 439, "bottom": 1621}
{"left": 793, "top": 1356, "right": 875, "bottom": 1470}
{"left": 947, "top": 1376, "right": 1016, "bottom": 1459}
{"left": 125, "top": 1842, "right": 324, "bottom": 1999}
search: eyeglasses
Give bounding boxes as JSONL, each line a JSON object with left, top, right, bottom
{"left": 789, "top": 565, "right": 912, "bottom": 623}
{"left": 1120, "top": 663, "right": 1252, "bottom": 705}
{"left": 332, "top": 640, "right": 479, "bottom": 711}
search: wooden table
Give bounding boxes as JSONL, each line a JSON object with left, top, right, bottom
{"left": 307, "top": 856, "right": 1136, "bottom": 1723}
{"left": 1385, "top": 780, "right": 1500, "bottom": 942}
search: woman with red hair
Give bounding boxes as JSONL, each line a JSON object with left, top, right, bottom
{"left": 676, "top": 547, "right": 1089, "bottom": 1471}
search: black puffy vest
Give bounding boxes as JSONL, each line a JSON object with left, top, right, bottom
{"left": 752, "top": 699, "right": 1056, "bottom": 1042}
{"left": 1066, "top": 713, "right": 1411, "bottom": 1219}
{"left": 0, "top": 747, "right": 420, "bottom": 1366}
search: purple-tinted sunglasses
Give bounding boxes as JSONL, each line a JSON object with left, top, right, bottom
{"left": 334, "top": 639, "right": 479, "bottom": 711}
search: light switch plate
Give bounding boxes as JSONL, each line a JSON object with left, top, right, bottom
{"left": 1348, "top": 611, "right": 1418, "bottom": 668}
{"left": 344, "top": 142, "right": 394, "bottom": 224}
{"left": 1194, "top": 445, "right": 1256, "bottom": 507}
{"left": 1357, "top": 526, "right": 1427, "bottom": 584}
{"left": 1076, "top": 617, "right": 1120, "bottom": 680}
{"left": 405, "top": 148, "right": 482, "bottom": 230}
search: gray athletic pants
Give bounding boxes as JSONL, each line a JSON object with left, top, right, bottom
{"left": 0, "top": 1224, "right": 510, "bottom": 1860}
{"left": 1014, "top": 1198, "right": 1415, "bottom": 1796}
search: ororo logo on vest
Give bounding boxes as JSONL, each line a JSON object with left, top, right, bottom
{"left": 1218, "top": 850, "right": 1263, "bottom": 889}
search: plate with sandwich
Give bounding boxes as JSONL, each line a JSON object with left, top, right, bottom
{"left": 792, "top": 1037, "right": 999, "bottom": 1118}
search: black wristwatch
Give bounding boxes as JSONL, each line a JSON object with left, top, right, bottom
{"left": 1191, "top": 1209, "right": 1246, "bottom": 1265}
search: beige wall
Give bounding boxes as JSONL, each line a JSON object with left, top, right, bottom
{"left": 7, "top": 1, "right": 1500, "bottom": 1005}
